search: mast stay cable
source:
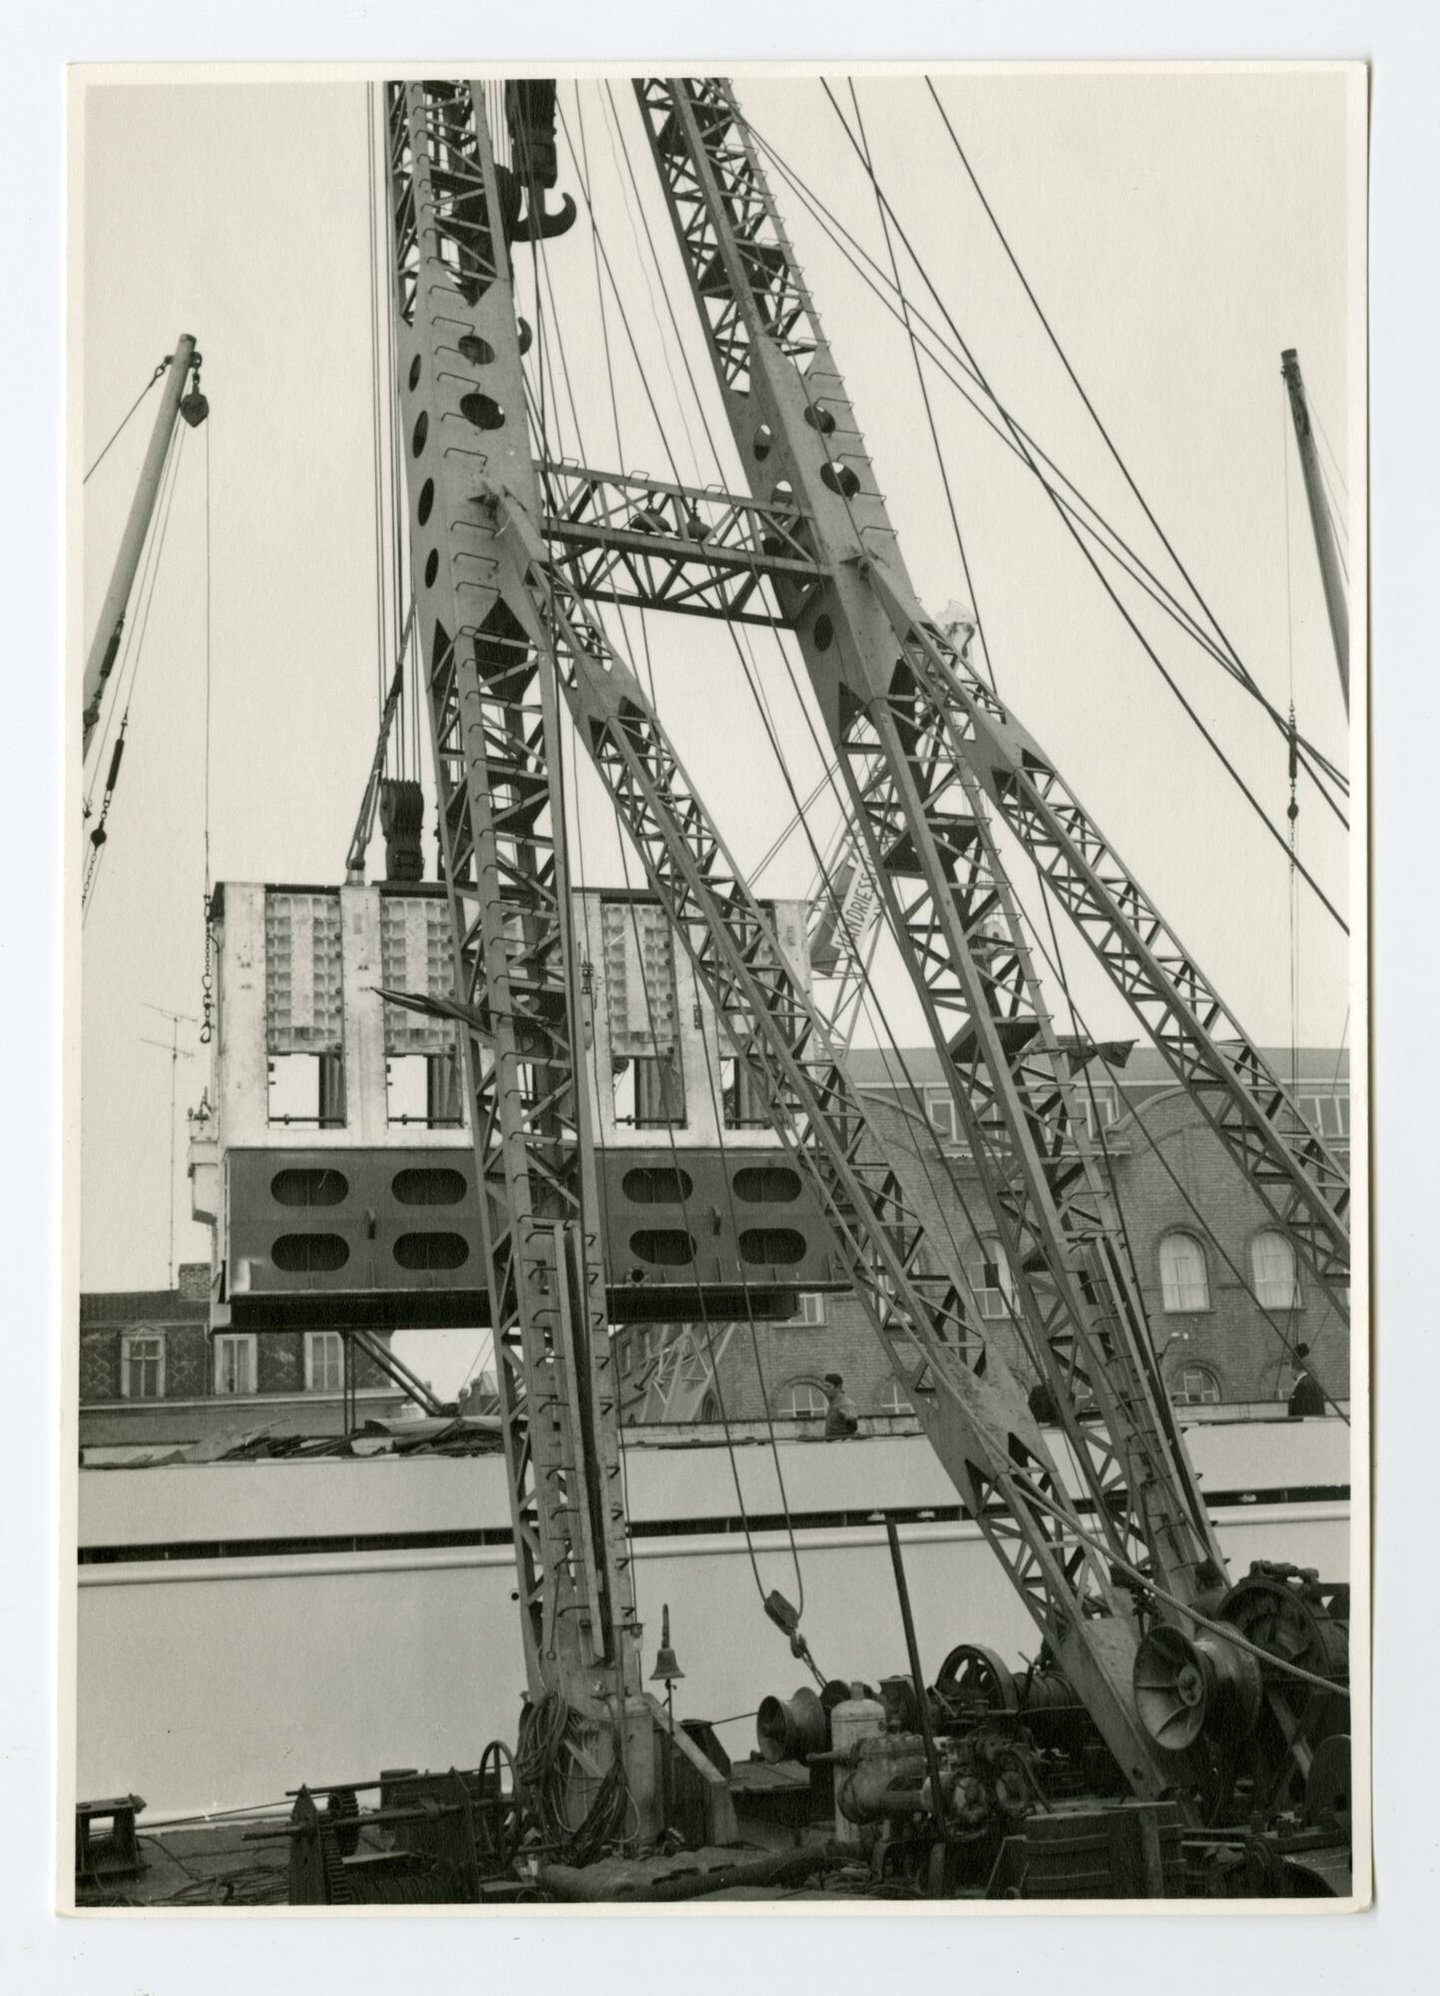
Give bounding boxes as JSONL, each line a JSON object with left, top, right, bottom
{"left": 745, "top": 108, "right": 1349, "bottom": 817}
{"left": 818, "top": 81, "right": 1348, "bottom": 938}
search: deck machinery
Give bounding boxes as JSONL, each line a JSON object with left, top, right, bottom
{"left": 195, "top": 78, "right": 1353, "bottom": 1901}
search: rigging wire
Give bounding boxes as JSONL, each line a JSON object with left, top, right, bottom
{"left": 585, "top": 97, "right": 1346, "bottom": 1447}
{"left": 662, "top": 247, "right": 1070, "bottom": 1395}
{"left": 526, "top": 237, "right": 824, "bottom": 1665}
{"left": 533, "top": 82, "right": 1353, "bottom": 1629}
{"left": 83, "top": 359, "right": 167, "bottom": 484}
{"left": 203, "top": 420, "right": 212, "bottom": 898}
{"left": 609, "top": 796, "right": 818, "bottom": 1649}
{"left": 601, "top": 82, "right": 730, "bottom": 487}
{"left": 723, "top": 605, "right": 1055, "bottom": 1387}
{"left": 367, "top": 84, "right": 387, "bottom": 745}
{"left": 1283, "top": 392, "right": 1302, "bottom": 1086}
{"left": 519, "top": 187, "right": 806, "bottom": 1652}
{"left": 552, "top": 93, "right": 686, "bottom": 487}
{"left": 598, "top": 86, "right": 707, "bottom": 482}
{"left": 1310, "top": 393, "right": 1350, "bottom": 503}
{"left": 847, "top": 81, "right": 998, "bottom": 693}
{"left": 630, "top": 609, "right": 842, "bottom": 1599}
{"left": 818, "top": 81, "right": 1349, "bottom": 937}
{"left": 676, "top": 226, "right": 1134, "bottom": 1401}
{"left": 1017, "top": 849, "right": 1350, "bottom": 1424}
{"left": 384, "top": 106, "right": 410, "bottom": 789}
{"left": 573, "top": 87, "right": 625, "bottom": 470}
{"left": 743, "top": 109, "right": 1350, "bottom": 818}
{"left": 524, "top": 209, "right": 1000, "bottom": 1636}
{"left": 750, "top": 763, "right": 844, "bottom": 884}
{"left": 1314, "top": 449, "right": 1351, "bottom": 585}
{"left": 922, "top": 77, "right": 1342, "bottom": 775}
{"left": 200, "top": 415, "right": 215, "bottom": 1041}
{"left": 717, "top": 121, "right": 1271, "bottom": 1453}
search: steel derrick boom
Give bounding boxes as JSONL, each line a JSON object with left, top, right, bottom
{"left": 385, "top": 82, "right": 636, "bottom": 1715}
{"left": 634, "top": 75, "right": 1223, "bottom": 1607}
{"left": 376, "top": 72, "right": 1350, "bottom": 1850}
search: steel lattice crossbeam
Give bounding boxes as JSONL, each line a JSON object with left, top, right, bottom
{"left": 541, "top": 462, "right": 826, "bottom": 624}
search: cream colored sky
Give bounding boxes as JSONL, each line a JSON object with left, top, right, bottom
{"left": 75, "top": 66, "right": 1362, "bottom": 1295}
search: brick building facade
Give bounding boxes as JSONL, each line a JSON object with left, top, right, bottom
{"left": 79, "top": 1262, "right": 407, "bottom": 1452}
{"left": 618, "top": 1047, "right": 1351, "bottom": 1427}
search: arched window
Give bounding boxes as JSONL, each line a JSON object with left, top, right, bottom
{"left": 1251, "top": 1230, "right": 1301, "bottom": 1310}
{"left": 1159, "top": 1232, "right": 1209, "bottom": 1312}
{"left": 698, "top": 1389, "right": 720, "bottom": 1424}
{"left": 878, "top": 1379, "right": 912, "bottom": 1417}
{"left": 1173, "top": 1363, "right": 1222, "bottom": 1407}
{"left": 778, "top": 1379, "right": 827, "bottom": 1421}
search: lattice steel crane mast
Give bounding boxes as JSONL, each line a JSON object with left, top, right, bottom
{"left": 634, "top": 80, "right": 1350, "bottom": 1315}
{"left": 384, "top": 82, "right": 657, "bottom": 1828}
{"left": 384, "top": 77, "right": 1350, "bottom": 1824}
{"left": 634, "top": 78, "right": 1223, "bottom": 1614}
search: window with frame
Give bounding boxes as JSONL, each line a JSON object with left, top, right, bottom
{"left": 778, "top": 1379, "right": 827, "bottom": 1421}
{"left": 971, "top": 1237, "right": 1015, "bottom": 1320}
{"left": 878, "top": 1378, "right": 912, "bottom": 1416}
{"left": 213, "top": 1333, "right": 257, "bottom": 1396}
{"left": 305, "top": 1331, "right": 345, "bottom": 1393}
{"left": 613, "top": 1052, "right": 687, "bottom": 1130}
{"left": 1250, "top": 1230, "right": 1301, "bottom": 1310}
{"left": 1173, "top": 1363, "right": 1222, "bottom": 1406}
{"left": 1295, "top": 1090, "right": 1347, "bottom": 1141}
{"left": 1159, "top": 1232, "right": 1210, "bottom": 1312}
{"left": 787, "top": 1292, "right": 826, "bottom": 1328}
{"left": 1078, "top": 1086, "right": 1119, "bottom": 1140}
{"left": 267, "top": 1052, "right": 347, "bottom": 1129}
{"left": 385, "top": 1051, "right": 464, "bottom": 1128}
{"left": 120, "top": 1331, "right": 165, "bottom": 1400}
{"left": 720, "top": 1053, "right": 770, "bottom": 1130}
{"left": 925, "top": 1089, "right": 961, "bottom": 1146}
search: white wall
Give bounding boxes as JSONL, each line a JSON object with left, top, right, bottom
{"left": 76, "top": 1420, "right": 1351, "bottom": 1817}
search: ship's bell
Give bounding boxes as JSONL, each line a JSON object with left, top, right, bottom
{"left": 649, "top": 1604, "right": 684, "bottom": 1684}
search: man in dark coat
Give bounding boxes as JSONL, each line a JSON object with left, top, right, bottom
{"left": 1286, "top": 1343, "right": 1326, "bottom": 1418}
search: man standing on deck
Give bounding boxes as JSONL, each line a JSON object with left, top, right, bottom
{"left": 822, "top": 1373, "right": 859, "bottom": 1440}
{"left": 1286, "top": 1343, "right": 1326, "bottom": 1418}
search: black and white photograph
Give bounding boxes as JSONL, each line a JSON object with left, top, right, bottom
{"left": 65, "top": 57, "right": 1367, "bottom": 1916}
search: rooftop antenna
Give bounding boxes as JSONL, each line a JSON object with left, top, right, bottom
{"left": 140, "top": 1003, "right": 197, "bottom": 1286}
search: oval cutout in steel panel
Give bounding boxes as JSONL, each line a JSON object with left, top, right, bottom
{"left": 733, "top": 1165, "right": 801, "bottom": 1205}
{"left": 739, "top": 1227, "right": 807, "bottom": 1266}
{"left": 392, "top": 1166, "right": 468, "bottom": 1207}
{"left": 622, "top": 1166, "right": 695, "bottom": 1205}
{"left": 270, "top": 1168, "right": 349, "bottom": 1208}
{"left": 629, "top": 1229, "right": 697, "bottom": 1268}
{"left": 394, "top": 1231, "right": 470, "bottom": 1271}
{"left": 271, "top": 1232, "right": 350, "bottom": 1273}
